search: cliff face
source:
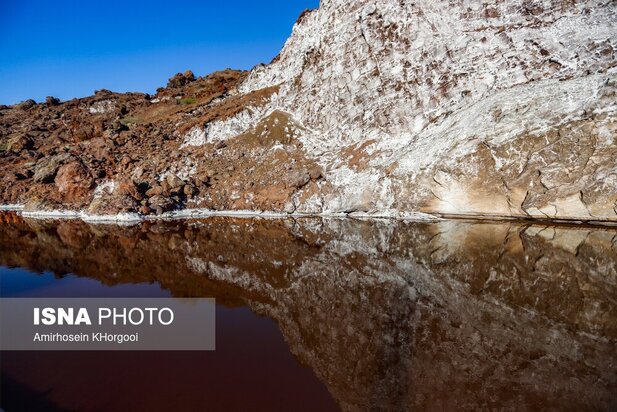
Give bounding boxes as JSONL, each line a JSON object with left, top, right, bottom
{"left": 1, "top": 0, "right": 616, "bottom": 221}
{"left": 231, "top": 0, "right": 617, "bottom": 220}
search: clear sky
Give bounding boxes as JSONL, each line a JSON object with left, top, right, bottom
{"left": 0, "top": 0, "right": 319, "bottom": 104}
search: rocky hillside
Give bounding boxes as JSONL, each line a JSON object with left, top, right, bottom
{"left": 1, "top": 0, "right": 616, "bottom": 222}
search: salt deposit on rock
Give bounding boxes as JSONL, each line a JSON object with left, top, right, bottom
{"left": 88, "top": 100, "right": 115, "bottom": 114}
{"left": 2, "top": 0, "right": 615, "bottom": 221}
{"left": 234, "top": 0, "right": 617, "bottom": 221}
{"left": 180, "top": 126, "right": 207, "bottom": 148}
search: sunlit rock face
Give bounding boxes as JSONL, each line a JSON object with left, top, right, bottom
{"left": 2, "top": 1, "right": 615, "bottom": 220}
{"left": 230, "top": 0, "right": 617, "bottom": 220}
{"left": 1, "top": 213, "right": 615, "bottom": 411}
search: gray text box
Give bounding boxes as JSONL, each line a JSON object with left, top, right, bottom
{"left": 0, "top": 298, "right": 215, "bottom": 350}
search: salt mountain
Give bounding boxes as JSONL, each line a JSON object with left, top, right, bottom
{"left": 1, "top": 0, "right": 616, "bottom": 222}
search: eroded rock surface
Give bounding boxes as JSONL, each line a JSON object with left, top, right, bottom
{"left": 1, "top": 1, "right": 615, "bottom": 221}
{"left": 0, "top": 213, "right": 615, "bottom": 411}
{"left": 237, "top": 0, "right": 617, "bottom": 220}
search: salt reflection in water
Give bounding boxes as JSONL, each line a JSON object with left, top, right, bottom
{"left": 0, "top": 212, "right": 616, "bottom": 411}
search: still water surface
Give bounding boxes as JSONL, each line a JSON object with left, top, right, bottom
{"left": 0, "top": 212, "right": 615, "bottom": 411}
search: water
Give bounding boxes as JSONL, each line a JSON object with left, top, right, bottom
{"left": 0, "top": 212, "right": 615, "bottom": 411}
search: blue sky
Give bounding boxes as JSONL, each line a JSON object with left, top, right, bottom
{"left": 0, "top": 0, "right": 319, "bottom": 104}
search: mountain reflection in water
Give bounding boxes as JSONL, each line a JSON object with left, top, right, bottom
{"left": 0, "top": 212, "right": 616, "bottom": 411}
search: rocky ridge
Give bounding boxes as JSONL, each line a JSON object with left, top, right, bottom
{"left": 1, "top": 0, "right": 616, "bottom": 222}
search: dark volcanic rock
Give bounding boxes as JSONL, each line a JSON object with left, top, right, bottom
{"left": 167, "top": 70, "right": 196, "bottom": 88}
{"left": 45, "top": 96, "right": 60, "bottom": 106}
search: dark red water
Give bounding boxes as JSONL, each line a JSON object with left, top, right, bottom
{"left": 0, "top": 269, "right": 338, "bottom": 412}
{"left": 1, "top": 214, "right": 616, "bottom": 411}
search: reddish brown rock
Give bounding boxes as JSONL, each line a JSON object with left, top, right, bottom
{"left": 183, "top": 184, "right": 197, "bottom": 197}
{"left": 87, "top": 195, "right": 138, "bottom": 215}
{"left": 55, "top": 161, "right": 93, "bottom": 200}
{"left": 145, "top": 185, "right": 164, "bottom": 198}
{"left": 165, "top": 174, "right": 184, "bottom": 190}
{"left": 167, "top": 70, "right": 196, "bottom": 88}
{"left": 1, "top": 0, "right": 614, "bottom": 222}
{"left": 7, "top": 134, "right": 34, "bottom": 153}
{"left": 138, "top": 205, "right": 152, "bottom": 215}
{"left": 115, "top": 178, "right": 142, "bottom": 200}
{"left": 148, "top": 195, "right": 175, "bottom": 214}
{"left": 17, "top": 99, "right": 36, "bottom": 111}
{"left": 33, "top": 154, "right": 70, "bottom": 183}
{"left": 308, "top": 165, "right": 323, "bottom": 180}
{"left": 287, "top": 169, "right": 310, "bottom": 189}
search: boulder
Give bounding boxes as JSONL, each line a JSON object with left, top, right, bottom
{"left": 166, "top": 70, "right": 196, "bottom": 88}
{"left": 45, "top": 96, "right": 60, "bottom": 106}
{"left": 145, "top": 185, "right": 164, "bottom": 198}
{"left": 148, "top": 195, "right": 175, "bottom": 214}
{"left": 54, "top": 161, "right": 93, "bottom": 199}
{"left": 308, "top": 165, "right": 323, "bottom": 180}
{"left": 287, "top": 169, "right": 311, "bottom": 189}
{"left": 17, "top": 99, "right": 36, "bottom": 111}
{"left": 194, "top": 172, "right": 211, "bottom": 185}
{"left": 33, "top": 154, "right": 70, "bottom": 183}
{"left": 7, "top": 134, "right": 33, "bottom": 152}
{"left": 183, "top": 184, "right": 197, "bottom": 197}
{"left": 87, "top": 195, "right": 139, "bottom": 215}
{"left": 23, "top": 197, "right": 62, "bottom": 212}
{"left": 165, "top": 174, "right": 184, "bottom": 189}
{"left": 138, "top": 205, "right": 152, "bottom": 215}
{"left": 119, "top": 155, "right": 133, "bottom": 166}
{"left": 115, "top": 178, "right": 142, "bottom": 200}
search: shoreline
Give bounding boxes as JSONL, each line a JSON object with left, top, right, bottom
{"left": 1, "top": 205, "right": 439, "bottom": 224}
{"left": 2, "top": 204, "right": 617, "bottom": 228}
